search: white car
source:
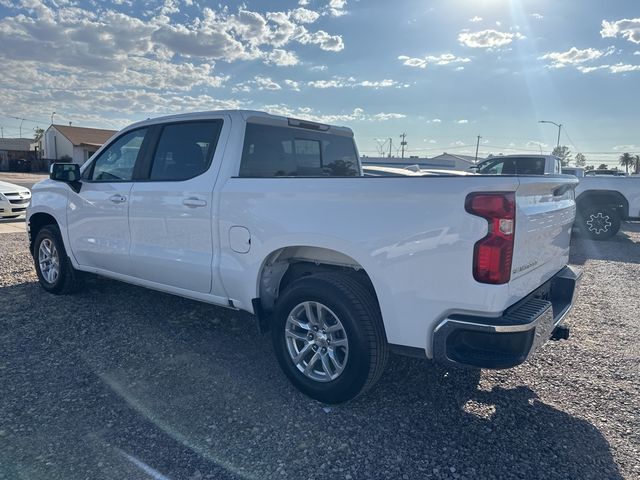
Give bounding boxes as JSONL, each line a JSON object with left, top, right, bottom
{"left": 0, "top": 180, "right": 31, "bottom": 218}
{"left": 27, "top": 110, "right": 581, "bottom": 403}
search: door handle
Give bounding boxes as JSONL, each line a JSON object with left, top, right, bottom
{"left": 109, "top": 194, "right": 126, "bottom": 204}
{"left": 182, "top": 197, "right": 207, "bottom": 208}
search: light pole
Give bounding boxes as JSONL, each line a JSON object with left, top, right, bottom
{"left": 51, "top": 111, "right": 56, "bottom": 125}
{"left": 538, "top": 120, "right": 562, "bottom": 149}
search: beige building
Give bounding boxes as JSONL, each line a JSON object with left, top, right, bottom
{"left": 42, "top": 124, "right": 117, "bottom": 164}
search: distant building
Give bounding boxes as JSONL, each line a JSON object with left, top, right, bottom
{"left": 429, "top": 153, "right": 480, "bottom": 170}
{"left": 0, "top": 138, "right": 33, "bottom": 171}
{"left": 42, "top": 124, "right": 117, "bottom": 164}
{"left": 361, "top": 152, "right": 482, "bottom": 171}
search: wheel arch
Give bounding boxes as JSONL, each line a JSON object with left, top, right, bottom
{"left": 576, "top": 189, "right": 629, "bottom": 220}
{"left": 255, "top": 245, "right": 381, "bottom": 319}
{"left": 28, "top": 212, "right": 60, "bottom": 254}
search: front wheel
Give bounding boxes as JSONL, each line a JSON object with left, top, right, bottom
{"left": 33, "top": 225, "right": 80, "bottom": 294}
{"left": 271, "top": 272, "right": 388, "bottom": 403}
{"left": 578, "top": 206, "right": 620, "bottom": 240}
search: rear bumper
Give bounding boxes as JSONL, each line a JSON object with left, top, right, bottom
{"left": 433, "top": 265, "right": 582, "bottom": 369}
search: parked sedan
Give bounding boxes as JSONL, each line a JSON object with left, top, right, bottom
{"left": 0, "top": 180, "right": 31, "bottom": 218}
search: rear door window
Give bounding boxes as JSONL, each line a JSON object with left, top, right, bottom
{"left": 238, "top": 123, "right": 359, "bottom": 177}
{"left": 149, "top": 120, "right": 223, "bottom": 181}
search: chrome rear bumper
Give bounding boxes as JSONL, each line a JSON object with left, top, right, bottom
{"left": 433, "top": 265, "right": 582, "bottom": 369}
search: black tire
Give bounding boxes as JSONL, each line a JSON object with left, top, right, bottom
{"left": 33, "top": 225, "right": 80, "bottom": 294}
{"left": 578, "top": 205, "right": 620, "bottom": 240}
{"left": 271, "top": 272, "right": 388, "bottom": 403}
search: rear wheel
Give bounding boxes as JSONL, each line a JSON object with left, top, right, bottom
{"left": 33, "top": 225, "right": 80, "bottom": 294}
{"left": 271, "top": 272, "right": 388, "bottom": 403}
{"left": 579, "top": 205, "right": 620, "bottom": 240}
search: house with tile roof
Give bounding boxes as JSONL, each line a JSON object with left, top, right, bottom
{"left": 42, "top": 124, "right": 118, "bottom": 164}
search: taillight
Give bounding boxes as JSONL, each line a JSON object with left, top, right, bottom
{"left": 465, "top": 192, "right": 516, "bottom": 284}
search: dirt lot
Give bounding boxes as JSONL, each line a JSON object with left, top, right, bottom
{"left": 0, "top": 225, "right": 638, "bottom": 480}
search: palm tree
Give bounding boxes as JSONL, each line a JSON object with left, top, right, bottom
{"left": 635, "top": 155, "right": 640, "bottom": 174}
{"left": 619, "top": 152, "right": 634, "bottom": 174}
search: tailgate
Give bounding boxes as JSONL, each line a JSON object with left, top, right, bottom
{"left": 509, "top": 175, "right": 578, "bottom": 298}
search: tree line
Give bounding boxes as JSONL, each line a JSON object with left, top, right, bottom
{"left": 551, "top": 145, "right": 639, "bottom": 173}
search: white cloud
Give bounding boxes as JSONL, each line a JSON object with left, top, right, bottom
{"left": 0, "top": 1, "right": 344, "bottom": 67}
{"left": 457, "top": 119, "right": 468, "bottom": 124}
{"left": 298, "top": 0, "right": 310, "bottom": 5}
{"left": 328, "top": 0, "right": 348, "bottom": 17}
{"left": 613, "top": 144, "right": 640, "bottom": 151}
{"left": 458, "top": 29, "right": 524, "bottom": 48}
{"left": 469, "top": 16, "right": 482, "bottom": 23}
{"left": 358, "top": 79, "right": 398, "bottom": 88}
{"left": 307, "top": 77, "right": 399, "bottom": 89}
{"left": 601, "top": 18, "right": 640, "bottom": 44}
{"left": 540, "top": 46, "right": 614, "bottom": 68}
{"left": 233, "top": 76, "right": 282, "bottom": 93}
{"left": 260, "top": 105, "right": 404, "bottom": 123}
{"left": 530, "top": 13, "right": 544, "bottom": 20}
{"left": 265, "top": 49, "right": 299, "bottom": 66}
{"left": 297, "top": 28, "right": 345, "bottom": 51}
{"left": 609, "top": 63, "right": 640, "bottom": 73}
{"left": 576, "top": 65, "right": 605, "bottom": 73}
{"left": 372, "top": 113, "right": 406, "bottom": 120}
{"left": 284, "top": 79, "right": 301, "bottom": 91}
{"left": 308, "top": 79, "right": 344, "bottom": 88}
{"left": 398, "top": 53, "right": 471, "bottom": 69}
{"left": 634, "top": 51, "right": 640, "bottom": 55}
{"left": 310, "top": 65, "right": 328, "bottom": 71}
{"left": 290, "top": 7, "right": 321, "bottom": 24}
{"left": 427, "top": 118, "right": 442, "bottom": 123}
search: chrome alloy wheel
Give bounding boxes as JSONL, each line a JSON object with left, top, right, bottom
{"left": 38, "top": 238, "right": 60, "bottom": 284}
{"left": 285, "top": 301, "right": 349, "bottom": 382}
{"left": 586, "top": 212, "right": 612, "bottom": 235}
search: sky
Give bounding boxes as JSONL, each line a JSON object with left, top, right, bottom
{"left": 0, "top": 0, "right": 639, "bottom": 165}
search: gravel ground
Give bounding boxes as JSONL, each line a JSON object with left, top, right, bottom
{"left": 0, "top": 225, "right": 638, "bottom": 480}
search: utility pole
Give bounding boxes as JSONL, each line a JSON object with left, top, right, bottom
{"left": 400, "top": 133, "right": 407, "bottom": 159}
{"left": 475, "top": 135, "right": 481, "bottom": 162}
{"left": 0, "top": 126, "right": 3, "bottom": 138}
{"left": 388, "top": 137, "right": 392, "bottom": 158}
{"left": 51, "top": 111, "right": 56, "bottom": 125}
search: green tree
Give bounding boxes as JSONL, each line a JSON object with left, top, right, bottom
{"left": 575, "top": 152, "right": 587, "bottom": 166}
{"left": 33, "top": 127, "right": 44, "bottom": 141}
{"left": 619, "top": 152, "right": 634, "bottom": 174}
{"left": 598, "top": 163, "right": 608, "bottom": 170}
{"left": 635, "top": 155, "right": 640, "bottom": 174}
{"left": 552, "top": 145, "right": 572, "bottom": 166}
{"left": 585, "top": 165, "right": 594, "bottom": 171}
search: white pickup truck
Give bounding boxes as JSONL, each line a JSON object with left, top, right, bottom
{"left": 477, "top": 154, "right": 640, "bottom": 240}
{"left": 27, "top": 111, "right": 581, "bottom": 403}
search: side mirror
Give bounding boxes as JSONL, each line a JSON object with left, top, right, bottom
{"left": 50, "top": 163, "right": 81, "bottom": 182}
{"left": 50, "top": 163, "right": 82, "bottom": 192}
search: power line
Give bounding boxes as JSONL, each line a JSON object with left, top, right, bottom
{"left": 561, "top": 126, "right": 580, "bottom": 154}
